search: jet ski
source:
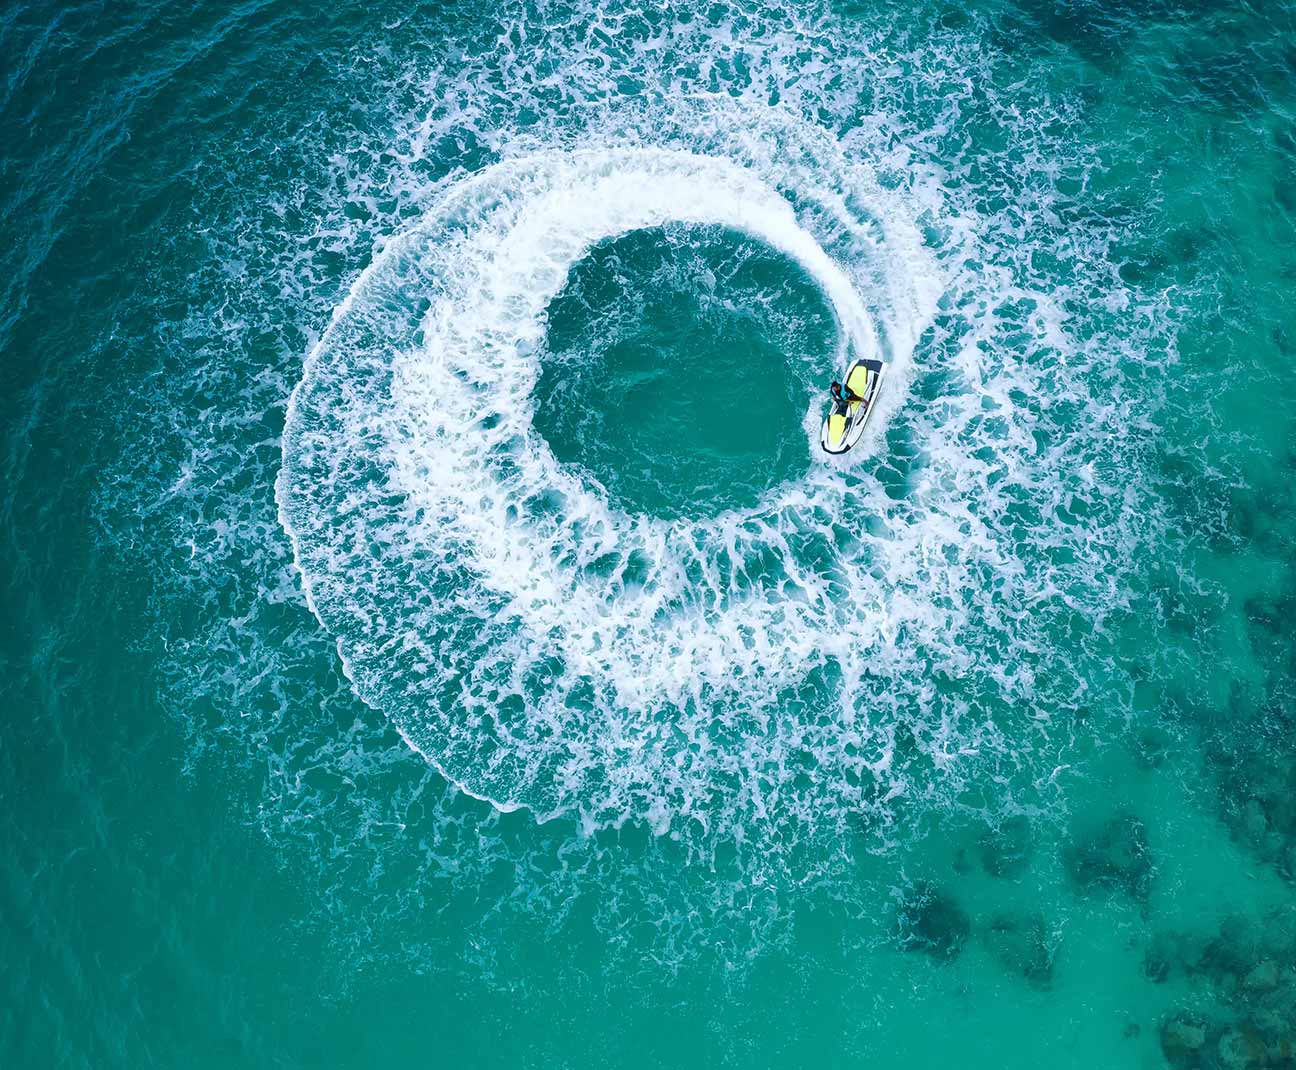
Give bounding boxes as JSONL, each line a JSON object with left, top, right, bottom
{"left": 820, "top": 357, "right": 886, "bottom": 455}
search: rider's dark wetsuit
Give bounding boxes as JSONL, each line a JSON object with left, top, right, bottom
{"left": 830, "top": 380, "right": 865, "bottom": 406}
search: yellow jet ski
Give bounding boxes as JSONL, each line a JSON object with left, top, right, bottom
{"left": 820, "top": 357, "right": 886, "bottom": 455}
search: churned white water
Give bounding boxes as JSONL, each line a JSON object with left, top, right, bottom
{"left": 277, "top": 94, "right": 1163, "bottom": 838}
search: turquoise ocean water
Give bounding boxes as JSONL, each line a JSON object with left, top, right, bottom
{"left": 4, "top": 1, "right": 1296, "bottom": 1065}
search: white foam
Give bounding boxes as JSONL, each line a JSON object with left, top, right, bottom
{"left": 91, "top": 0, "right": 1183, "bottom": 970}
{"left": 277, "top": 99, "right": 953, "bottom": 820}
{"left": 273, "top": 89, "right": 1166, "bottom": 834}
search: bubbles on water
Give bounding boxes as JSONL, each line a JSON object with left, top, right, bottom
{"left": 278, "top": 103, "right": 947, "bottom": 824}
{"left": 276, "top": 68, "right": 1172, "bottom": 850}
{"left": 112, "top": 0, "right": 1182, "bottom": 969}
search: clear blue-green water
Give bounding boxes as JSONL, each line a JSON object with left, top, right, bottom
{"left": 5, "top": 1, "right": 1296, "bottom": 1066}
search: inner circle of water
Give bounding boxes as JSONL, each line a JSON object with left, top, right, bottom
{"left": 534, "top": 223, "right": 837, "bottom": 519}
{"left": 279, "top": 101, "right": 943, "bottom": 826}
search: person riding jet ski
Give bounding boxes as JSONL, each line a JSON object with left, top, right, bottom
{"left": 829, "top": 380, "right": 865, "bottom": 406}
{"left": 820, "top": 358, "right": 887, "bottom": 455}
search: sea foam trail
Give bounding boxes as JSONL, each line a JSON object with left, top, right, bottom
{"left": 277, "top": 93, "right": 1154, "bottom": 836}
{"left": 61, "top": 0, "right": 1186, "bottom": 985}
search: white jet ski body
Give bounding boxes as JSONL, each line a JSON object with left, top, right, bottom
{"left": 820, "top": 358, "right": 886, "bottom": 455}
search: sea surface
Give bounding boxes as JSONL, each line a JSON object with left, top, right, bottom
{"left": 4, "top": 1, "right": 1296, "bottom": 1066}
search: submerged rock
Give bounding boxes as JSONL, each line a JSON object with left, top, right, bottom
{"left": 1178, "top": 930, "right": 1210, "bottom": 972}
{"left": 1205, "top": 916, "right": 1262, "bottom": 978}
{"left": 1260, "top": 905, "right": 1296, "bottom": 960}
{"left": 1131, "top": 723, "right": 1175, "bottom": 770}
{"left": 1145, "top": 928, "right": 1214, "bottom": 984}
{"left": 1242, "top": 959, "right": 1280, "bottom": 993}
{"left": 894, "top": 881, "right": 970, "bottom": 963}
{"left": 1160, "top": 1013, "right": 1208, "bottom": 1070}
{"left": 1156, "top": 905, "right": 1296, "bottom": 1070}
{"left": 1241, "top": 798, "right": 1270, "bottom": 848}
{"left": 982, "top": 911, "right": 1055, "bottom": 988}
{"left": 978, "top": 814, "right": 1035, "bottom": 879}
{"left": 1144, "top": 930, "right": 1180, "bottom": 983}
{"left": 1217, "top": 1027, "right": 1267, "bottom": 1070}
{"left": 1210, "top": 709, "right": 1296, "bottom": 884}
{"left": 1063, "top": 813, "right": 1154, "bottom": 902}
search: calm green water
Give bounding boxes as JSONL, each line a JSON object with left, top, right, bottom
{"left": 4, "top": 1, "right": 1296, "bottom": 1066}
